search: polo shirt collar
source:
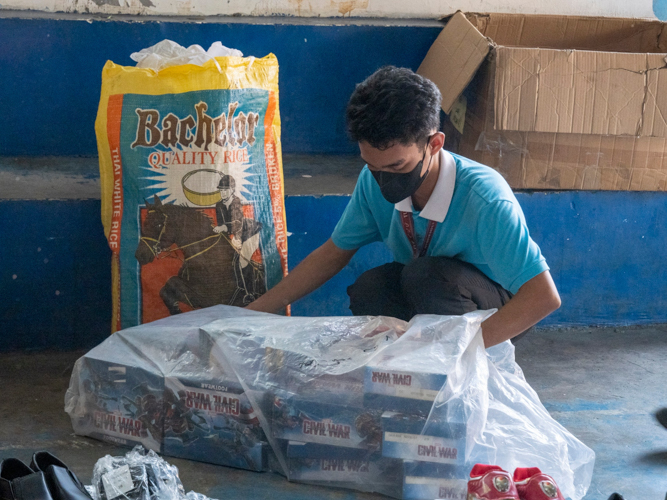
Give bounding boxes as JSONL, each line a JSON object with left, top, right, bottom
{"left": 394, "top": 149, "right": 456, "bottom": 223}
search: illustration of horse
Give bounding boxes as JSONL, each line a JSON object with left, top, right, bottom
{"left": 135, "top": 195, "right": 265, "bottom": 315}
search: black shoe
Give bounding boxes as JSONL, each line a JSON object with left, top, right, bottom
{"left": 656, "top": 408, "right": 667, "bottom": 429}
{"left": 0, "top": 458, "right": 53, "bottom": 500}
{"left": 30, "top": 452, "right": 91, "bottom": 500}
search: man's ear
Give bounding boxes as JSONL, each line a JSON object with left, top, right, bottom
{"left": 429, "top": 131, "right": 446, "bottom": 154}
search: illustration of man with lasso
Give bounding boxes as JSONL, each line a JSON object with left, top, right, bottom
{"left": 213, "top": 174, "right": 263, "bottom": 298}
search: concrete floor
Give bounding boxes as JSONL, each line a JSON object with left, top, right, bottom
{"left": 1, "top": 325, "right": 665, "bottom": 500}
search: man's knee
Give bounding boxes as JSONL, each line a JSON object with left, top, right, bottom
{"left": 401, "top": 257, "right": 465, "bottom": 290}
{"left": 348, "top": 262, "right": 403, "bottom": 298}
{"left": 401, "top": 257, "right": 477, "bottom": 315}
{"left": 347, "top": 262, "right": 408, "bottom": 318}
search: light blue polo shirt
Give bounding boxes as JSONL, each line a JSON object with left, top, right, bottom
{"left": 331, "top": 150, "right": 549, "bottom": 294}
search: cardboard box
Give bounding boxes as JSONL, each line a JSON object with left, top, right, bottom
{"left": 285, "top": 457, "right": 402, "bottom": 496}
{"left": 381, "top": 411, "right": 466, "bottom": 464}
{"left": 363, "top": 358, "right": 447, "bottom": 414}
{"left": 419, "top": 12, "right": 667, "bottom": 190}
{"left": 69, "top": 357, "right": 165, "bottom": 451}
{"left": 272, "top": 394, "right": 383, "bottom": 450}
{"left": 286, "top": 440, "right": 377, "bottom": 460}
{"left": 381, "top": 412, "right": 466, "bottom": 440}
{"left": 403, "top": 460, "right": 469, "bottom": 479}
{"left": 294, "top": 372, "right": 365, "bottom": 406}
{"left": 382, "top": 426, "right": 464, "bottom": 464}
{"left": 162, "top": 376, "right": 268, "bottom": 471}
{"left": 403, "top": 461, "right": 469, "bottom": 500}
{"left": 285, "top": 441, "right": 402, "bottom": 497}
{"left": 403, "top": 476, "right": 468, "bottom": 500}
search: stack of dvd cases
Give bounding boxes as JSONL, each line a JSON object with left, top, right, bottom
{"left": 66, "top": 308, "right": 270, "bottom": 471}
{"left": 363, "top": 352, "right": 470, "bottom": 499}
{"left": 271, "top": 373, "right": 403, "bottom": 496}
{"left": 68, "top": 308, "right": 475, "bottom": 497}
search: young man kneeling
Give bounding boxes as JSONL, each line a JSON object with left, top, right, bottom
{"left": 247, "top": 66, "right": 560, "bottom": 348}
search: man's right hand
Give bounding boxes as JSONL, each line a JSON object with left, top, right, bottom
{"left": 245, "top": 238, "right": 357, "bottom": 314}
{"left": 213, "top": 225, "right": 228, "bottom": 234}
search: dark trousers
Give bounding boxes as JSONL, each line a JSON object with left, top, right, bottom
{"left": 347, "top": 257, "right": 527, "bottom": 342}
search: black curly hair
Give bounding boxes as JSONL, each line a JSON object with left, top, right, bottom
{"left": 346, "top": 66, "right": 442, "bottom": 150}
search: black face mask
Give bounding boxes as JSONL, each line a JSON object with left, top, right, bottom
{"left": 370, "top": 140, "right": 432, "bottom": 204}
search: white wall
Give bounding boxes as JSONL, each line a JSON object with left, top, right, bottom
{"left": 1, "top": 0, "right": 658, "bottom": 20}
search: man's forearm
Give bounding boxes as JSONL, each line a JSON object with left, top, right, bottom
{"left": 481, "top": 270, "right": 561, "bottom": 348}
{"left": 246, "top": 238, "right": 356, "bottom": 314}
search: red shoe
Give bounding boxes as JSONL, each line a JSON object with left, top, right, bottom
{"left": 467, "top": 464, "right": 520, "bottom": 500}
{"left": 513, "top": 467, "right": 565, "bottom": 500}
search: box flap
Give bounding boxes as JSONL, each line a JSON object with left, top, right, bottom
{"left": 467, "top": 13, "right": 667, "bottom": 53}
{"left": 417, "top": 11, "right": 491, "bottom": 114}
{"left": 493, "top": 46, "right": 667, "bottom": 137}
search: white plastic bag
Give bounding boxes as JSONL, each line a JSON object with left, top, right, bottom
{"left": 130, "top": 40, "right": 243, "bottom": 71}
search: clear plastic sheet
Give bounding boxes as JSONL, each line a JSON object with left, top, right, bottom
{"left": 65, "top": 306, "right": 274, "bottom": 471}
{"left": 204, "top": 309, "right": 595, "bottom": 500}
{"left": 67, "top": 306, "right": 594, "bottom": 499}
{"left": 203, "top": 313, "right": 409, "bottom": 497}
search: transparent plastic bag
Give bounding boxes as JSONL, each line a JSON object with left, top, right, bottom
{"left": 203, "top": 313, "right": 409, "bottom": 498}
{"left": 65, "top": 306, "right": 273, "bottom": 471}
{"left": 184, "top": 493, "right": 217, "bottom": 500}
{"left": 130, "top": 40, "right": 243, "bottom": 71}
{"left": 68, "top": 306, "right": 594, "bottom": 499}
{"left": 90, "top": 446, "right": 184, "bottom": 500}
{"left": 204, "top": 310, "right": 595, "bottom": 500}
{"left": 89, "top": 446, "right": 218, "bottom": 500}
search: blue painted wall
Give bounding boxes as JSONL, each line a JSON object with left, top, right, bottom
{"left": 0, "top": 18, "right": 441, "bottom": 156}
{"left": 288, "top": 193, "right": 667, "bottom": 326}
{"left": 2, "top": 192, "right": 665, "bottom": 351}
{"left": 0, "top": 200, "right": 112, "bottom": 351}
